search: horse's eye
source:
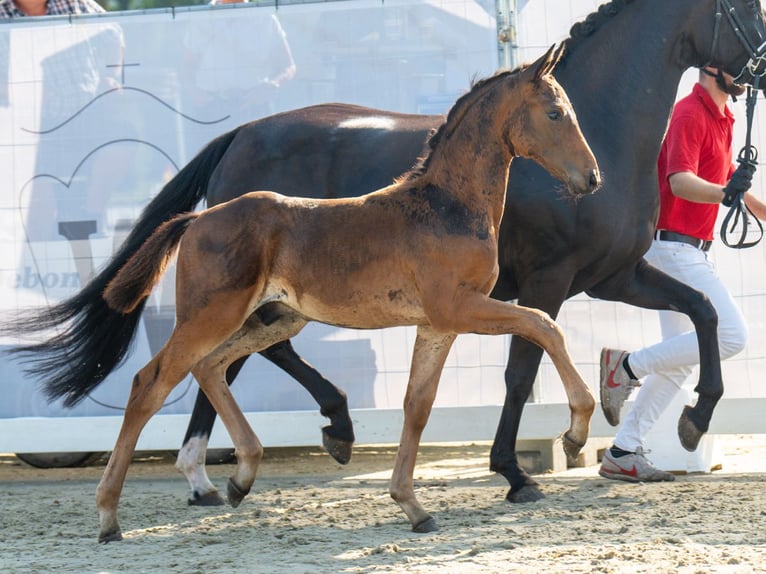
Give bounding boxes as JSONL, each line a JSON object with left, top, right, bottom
{"left": 548, "top": 109, "right": 562, "bottom": 121}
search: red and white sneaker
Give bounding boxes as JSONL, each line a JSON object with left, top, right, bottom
{"left": 600, "top": 348, "right": 641, "bottom": 426}
{"left": 599, "top": 447, "right": 676, "bottom": 482}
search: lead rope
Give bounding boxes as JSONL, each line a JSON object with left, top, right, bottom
{"left": 720, "top": 76, "right": 763, "bottom": 248}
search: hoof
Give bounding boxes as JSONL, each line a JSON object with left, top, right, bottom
{"left": 188, "top": 490, "right": 226, "bottom": 507}
{"left": 227, "top": 478, "right": 248, "bottom": 508}
{"left": 412, "top": 516, "right": 438, "bottom": 533}
{"left": 678, "top": 406, "right": 704, "bottom": 452}
{"left": 98, "top": 528, "right": 123, "bottom": 544}
{"left": 506, "top": 484, "right": 545, "bottom": 504}
{"left": 562, "top": 431, "right": 585, "bottom": 461}
{"left": 322, "top": 427, "right": 353, "bottom": 465}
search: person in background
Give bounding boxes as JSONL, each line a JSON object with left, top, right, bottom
{"left": 598, "top": 66, "right": 766, "bottom": 482}
{"left": 182, "top": 0, "right": 296, "bottom": 123}
{"left": 2, "top": 0, "right": 125, "bottom": 242}
{"left": 0, "top": 0, "right": 104, "bottom": 17}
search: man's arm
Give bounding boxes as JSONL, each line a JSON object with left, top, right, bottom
{"left": 743, "top": 190, "right": 766, "bottom": 220}
{"left": 668, "top": 171, "right": 729, "bottom": 203}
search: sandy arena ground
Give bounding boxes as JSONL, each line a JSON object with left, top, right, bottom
{"left": 2, "top": 436, "right": 766, "bottom": 574}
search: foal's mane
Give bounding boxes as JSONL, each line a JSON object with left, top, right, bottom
{"left": 398, "top": 65, "right": 527, "bottom": 183}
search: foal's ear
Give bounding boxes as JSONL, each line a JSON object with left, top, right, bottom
{"left": 532, "top": 43, "right": 564, "bottom": 83}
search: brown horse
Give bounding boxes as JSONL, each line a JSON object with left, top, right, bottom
{"left": 81, "top": 45, "right": 599, "bottom": 542}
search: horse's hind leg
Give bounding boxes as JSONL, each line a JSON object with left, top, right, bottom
{"left": 178, "top": 338, "right": 355, "bottom": 506}
{"left": 96, "top": 344, "right": 206, "bottom": 542}
{"left": 192, "top": 356, "right": 263, "bottom": 508}
{"left": 389, "top": 325, "right": 456, "bottom": 532}
{"left": 260, "top": 339, "right": 354, "bottom": 463}
{"left": 188, "top": 313, "right": 309, "bottom": 508}
{"left": 176, "top": 356, "right": 250, "bottom": 507}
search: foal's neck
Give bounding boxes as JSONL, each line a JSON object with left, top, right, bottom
{"left": 422, "top": 95, "right": 516, "bottom": 219}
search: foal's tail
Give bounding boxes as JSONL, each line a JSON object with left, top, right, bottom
{"left": 3, "top": 127, "right": 240, "bottom": 407}
{"left": 104, "top": 213, "right": 198, "bottom": 315}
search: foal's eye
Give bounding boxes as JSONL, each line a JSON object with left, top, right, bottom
{"left": 547, "top": 109, "right": 563, "bottom": 121}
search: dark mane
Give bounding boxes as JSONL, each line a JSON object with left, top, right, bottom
{"left": 562, "top": 0, "right": 637, "bottom": 60}
{"left": 398, "top": 65, "right": 527, "bottom": 183}
{"left": 562, "top": 0, "right": 761, "bottom": 62}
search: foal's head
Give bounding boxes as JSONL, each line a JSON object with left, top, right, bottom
{"left": 510, "top": 44, "right": 601, "bottom": 196}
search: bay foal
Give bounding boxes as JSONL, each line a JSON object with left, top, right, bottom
{"left": 56, "top": 45, "right": 601, "bottom": 541}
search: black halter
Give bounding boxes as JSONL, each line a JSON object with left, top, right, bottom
{"left": 707, "top": 0, "right": 766, "bottom": 82}
{"left": 706, "top": 0, "right": 766, "bottom": 247}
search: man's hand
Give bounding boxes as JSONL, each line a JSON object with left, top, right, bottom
{"left": 722, "top": 162, "right": 756, "bottom": 207}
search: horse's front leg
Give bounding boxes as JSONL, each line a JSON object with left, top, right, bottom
{"left": 389, "top": 326, "right": 456, "bottom": 532}
{"left": 440, "top": 292, "right": 595, "bottom": 488}
{"left": 588, "top": 259, "right": 722, "bottom": 451}
{"left": 489, "top": 273, "right": 572, "bottom": 502}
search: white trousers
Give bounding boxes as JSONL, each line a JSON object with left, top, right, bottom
{"left": 613, "top": 239, "right": 747, "bottom": 452}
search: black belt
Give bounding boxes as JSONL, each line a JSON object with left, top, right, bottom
{"left": 654, "top": 230, "right": 712, "bottom": 252}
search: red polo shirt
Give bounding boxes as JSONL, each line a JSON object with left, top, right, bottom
{"left": 656, "top": 82, "right": 735, "bottom": 241}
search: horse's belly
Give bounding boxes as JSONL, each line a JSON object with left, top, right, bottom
{"left": 291, "top": 291, "right": 427, "bottom": 330}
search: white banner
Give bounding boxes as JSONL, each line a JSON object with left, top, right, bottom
{"left": 0, "top": 1, "right": 499, "bottom": 422}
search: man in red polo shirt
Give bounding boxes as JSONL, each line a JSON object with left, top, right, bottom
{"left": 598, "top": 67, "right": 766, "bottom": 482}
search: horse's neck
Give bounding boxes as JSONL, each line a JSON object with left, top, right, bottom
{"left": 423, "top": 115, "right": 512, "bottom": 219}
{"left": 559, "top": 1, "right": 689, "bottom": 149}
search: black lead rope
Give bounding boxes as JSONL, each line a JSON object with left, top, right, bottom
{"left": 720, "top": 77, "right": 764, "bottom": 249}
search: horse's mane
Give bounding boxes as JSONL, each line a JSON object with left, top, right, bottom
{"left": 563, "top": 0, "right": 761, "bottom": 59}
{"left": 562, "top": 0, "right": 637, "bottom": 58}
{"left": 398, "top": 65, "right": 527, "bottom": 183}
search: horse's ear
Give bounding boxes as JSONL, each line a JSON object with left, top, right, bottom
{"left": 533, "top": 44, "right": 558, "bottom": 83}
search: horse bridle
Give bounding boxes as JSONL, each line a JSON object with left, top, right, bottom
{"left": 707, "top": 0, "right": 766, "bottom": 82}
{"left": 706, "top": 0, "right": 766, "bottom": 247}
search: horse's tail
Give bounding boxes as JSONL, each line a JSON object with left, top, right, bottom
{"left": 3, "top": 127, "right": 241, "bottom": 407}
{"left": 104, "top": 213, "right": 199, "bottom": 315}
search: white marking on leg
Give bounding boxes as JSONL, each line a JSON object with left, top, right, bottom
{"left": 176, "top": 436, "right": 217, "bottom": 498}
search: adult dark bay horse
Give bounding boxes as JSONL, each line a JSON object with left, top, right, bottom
{"left": 174, "top": 0, "right": 766, "bottom": 505}
{"left": 6, "top": 0, "right": 766, "bottom": 508}
{"left": 38, "top": 46, "right": 600, "bottom": 541}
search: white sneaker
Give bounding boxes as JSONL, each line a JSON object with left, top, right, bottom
{"left": 600, "top": 348, "right": 641, "bottom": 426}
{"left": 599, "top": 447, "right": 676, "bottom": 482}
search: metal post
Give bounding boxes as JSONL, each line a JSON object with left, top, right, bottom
{"left": 496, "top": 0, "right": 517, "bottom": 69}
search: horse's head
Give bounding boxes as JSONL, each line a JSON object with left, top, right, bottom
{"left": 512, "top": 44, "right": 601, "bottom": 197}
{"left": 689, "top": 0, "right": 766, "bottom": 84}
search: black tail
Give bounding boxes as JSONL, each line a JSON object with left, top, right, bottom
{"left": 3, "top": 127, "right": 241, "bottom": 407}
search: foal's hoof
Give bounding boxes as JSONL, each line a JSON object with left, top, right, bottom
{"left": 678, "top": 406, "right": 704, "bottom": 452}
{"left": 562, "top": 431, "right": 585, "bottom": 462}
{"left": 506, "top": 484, "right": 545, "bottom": 504}
{"left": 188, "top": 490, "right": 226, "bottom": 507}
{"left": 412, "top": 516, "right": 439, "bottom": 533}
{"left": 227, "top": 478, "right": 248, "bottom": 508}
{"left": 322, "top": 426, "right": 353, "bottom": 465}
{"left": 98, "top": 528, "right": 123, "bottom": 544}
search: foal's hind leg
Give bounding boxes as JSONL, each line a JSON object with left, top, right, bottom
{"left": 96, "top": 290, "right": 262, "bottom": 541}
{"left": 96, "top": 340, "right": 217, "bottom": 542}
{"left": 187, "top": 312, "right": 310, "bottom": 508}
{"left": 179, "top": 340, "right": 354, "bottom": 506}
{"left": 389, "top": 325, "right": 456, "bottom": 532}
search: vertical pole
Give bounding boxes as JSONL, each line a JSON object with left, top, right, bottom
{"left": 495, "top": 0, "right": 517, "bottom": 69}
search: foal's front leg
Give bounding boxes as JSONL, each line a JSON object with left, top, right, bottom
{"left": 389, "top": 325, "right": 456, "bottom": 532}
{"left": 439, "top": 292, "right": 595, "bottom": 458}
